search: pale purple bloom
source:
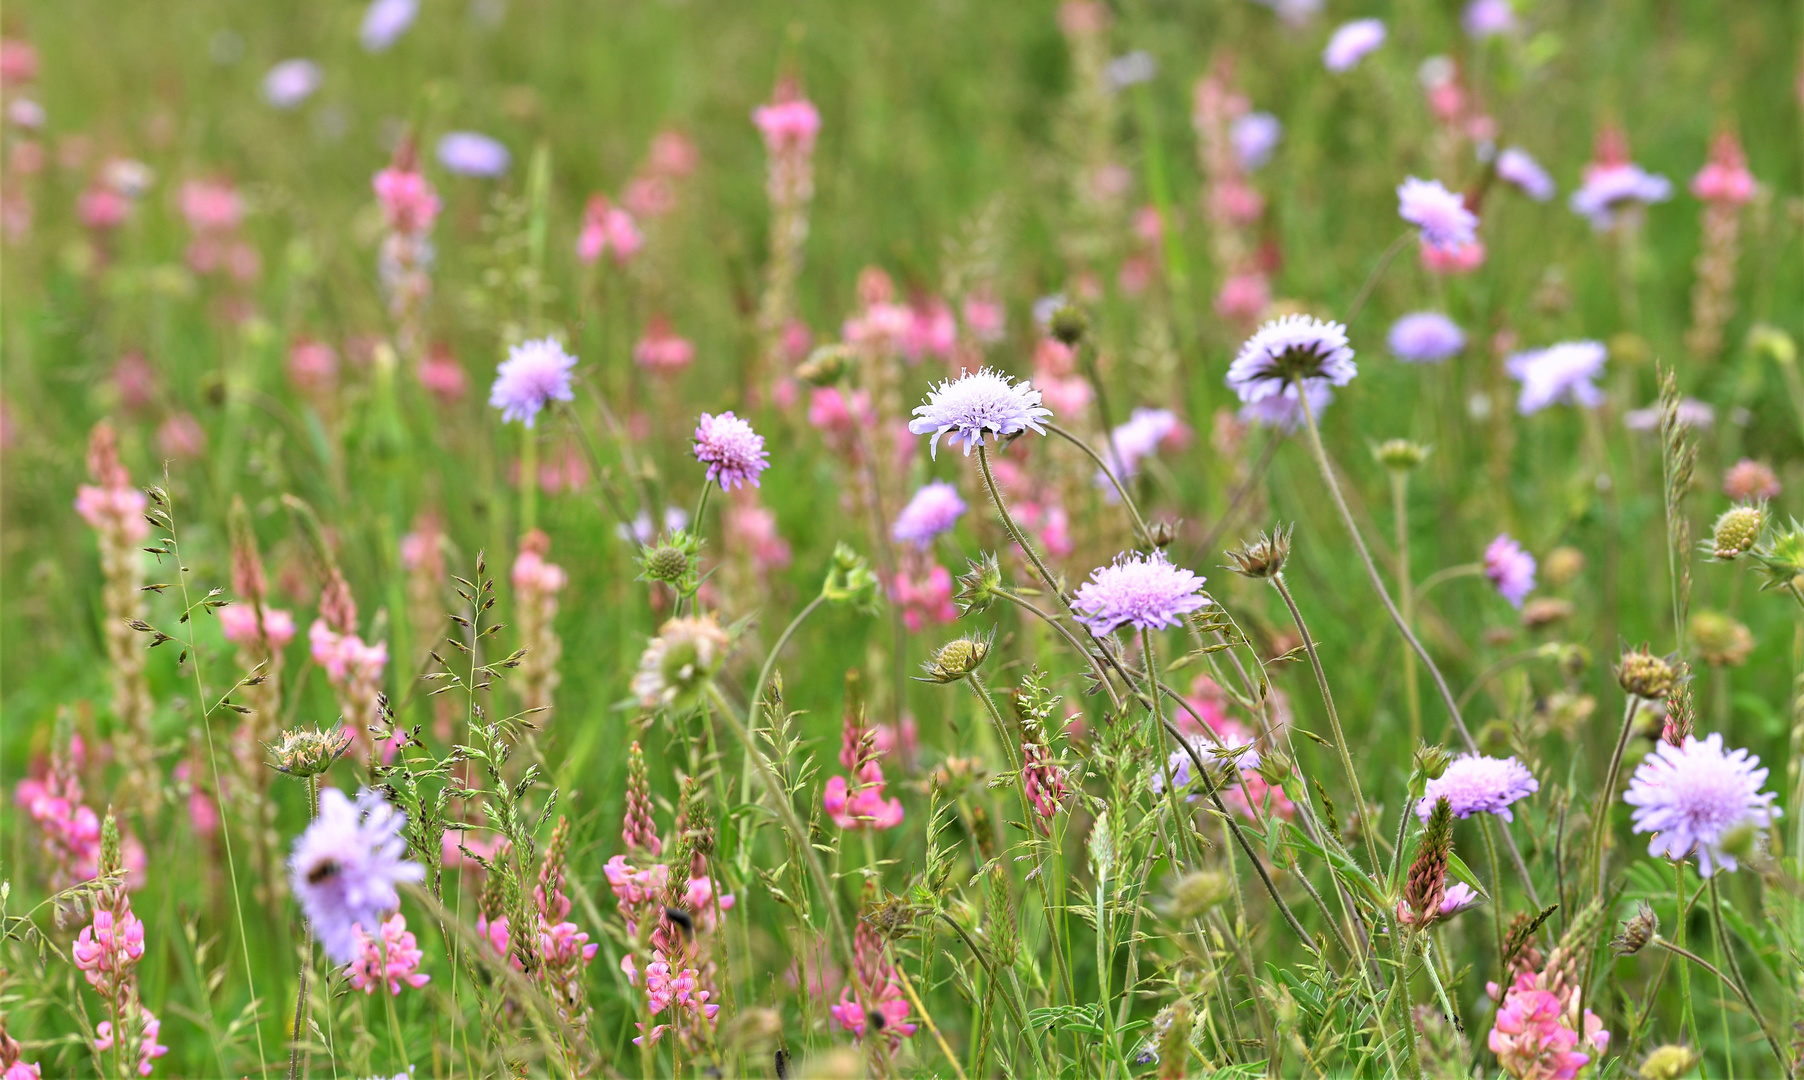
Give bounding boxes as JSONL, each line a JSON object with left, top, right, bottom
{"left": 1397, "top": 177, "right": 1478, "bottom": 252}
{"left": 892, "top": 481, "right": 967, "bottom": 547}
{"left": 1437, "top": 881, "right": 1482, "bottom": 916}
{"left": 1323, "top": 19, "right": 1385, "bottom": 73}
{"left": 908, "top": 367, "right": 1052, "bottom": 459}
{"left": 692, "top": 411, "right": 769, "bottom": 490}
{"left": 1232, "top": 112, "right": 1282, "bottom": 172}
{"left": 1238, "top": 383, "right": 1333, "bottom": 432}
{"left": 1417, "top": 754, "right": 1539, "bottom": 822}
{"left": 1625, "top": 398, "right": 1714, "bottom": 433}
{"left": 1031, "top": 294, "right": 1068, "bottom": 330}
{"left": 1462, "top": 0, "right": 1517, "bottom": 38}
{"left": 619, "top": 506, "right": 689, "bottom": 545}
{"left": 1099, "top": 408, "right": 1182, "bottom": 486}
{"left": 1505, "top": 340, "right": 1607, "bottom": 414}
{"left": 1152, "top": 733, "right": 1259, "bottom": 799}
{"left": 1226, "top": 314, "right": 1356, "bottom": 404}
{"left": 1251, "top": 0, "right": 1323, "bottom": 26}
{"left": 1496, "top": 147, "right": 1554, "bottom": 201}
{"left": 288, "top": 788, "right": 424, "bottom": 964}
{"left": 361, "top": 0, "right": 420, "bottom": 52}
{"left": 437, "top": 132, "right": 511, "bottom": 177}
{"left": 1570, "top": 163, "right": 1672, "bottom": 230}
{"left": 8, "top": 98, "right": 44, "bottom": 130}
{"left": 488, "top": 338, "right": 576, "bottom": 427}
{"left": 263, "top": 59, "right": 322, "bottom": 110}
{"left": 1104, "top": 51, "right": 1156, "bottom": 90}
{"left": 1624, "top": 733, "right": 1781, "bottom": 877}
{"left": 1387, "top": 312, "right": 1465, "bottom": 363}
{"left": 1484, "top": 533, "right": 1536, "bottom": 608}
{"left": 1072, "top": 551, "right": 1209, "bottom": 636}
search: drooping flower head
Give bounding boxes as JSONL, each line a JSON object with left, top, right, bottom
{"left": 908, "top": 367, "right": 1052, "bottom": 459}
{"left": 288, "top": 788, "right": 425, "bottom": 963}
{"left": 1417, "top": 754, "right": 1539, "bottom": 822}
{"left": 1398, "top": 177, "right": 1479, "bottom": 252}
{"left": 1484, "top": 534, "right": 1537, "bottom": 608}
{"left": 436, "top": 132, "right": 511, "bottom": 177}
{"left": 1226, "top": 314, "right": 1356, "bottom": 404}
{"left": 1496, "top": 147, "right": 1555, "bottom": 202}
{"left": 1624, "top": 732, "right": 1781, "bottom": 877}
{"left": 1505, "top": 341, "right": 1607, "bottom": 414}
{"left": 692, "top": 411, "right": 769, "bottom": 490}
{"left": 1323, "top": 18, "right": 1386, "bottom": 72}
{"left": 1072, "top": 552, "right": 1210, "bottom": 636}
{"left": 488, "top": 338, "right": 576, "bottom": 427}
{"left": 1387, "top": 312, "right": 1466, "bottom": 363}
{"left": 891, "top": 481, "right": 967, "bottom": 547}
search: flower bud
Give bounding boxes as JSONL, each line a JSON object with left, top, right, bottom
{"left": 1638, "top": 1045, "right": 1700, "bottom": 1080}
{"left": 918, "top": 634, "right": 991, "bottom": 683}
{"left": 955, "top": 552, "right": 1004, "bottom": 616}
{"left": 1611, "top": 901, "right": 1658, "bottom": 955}
{"left": 1048, "top": 304, "right": 1089, "bottom": 347}
{"left": 268, "top": 725, "right": 355, "bottom": 777}
{"left": 643, "top": 544, "right": 689, "bottom": 584}
{"left": 1616, "top": 646, "right": 1677, "bottom": 700}
{"left": 1149, "top": 519, "right": 1178, "bottom": 549}
{"left": 1413, "top": 743, "right": 1451, "bottom": 781}
{"left": 1748, "top": 323, "right": 1797, "bottom": 367}
{"left": 1373, "top": 438, "right": 1428, "bottom": 472}
{"left": 1709, "top": 503, "right": 1764, "bottom": 560}
{"left": 1226, "top": 524, "right": 1292, "bottom": 580}
{"left": 1689, "top": 610, "right": 1753, "bottom": 667}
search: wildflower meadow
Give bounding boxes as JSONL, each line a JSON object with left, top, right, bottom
{"left": 5, "top": 1, "right": 1804, "bottom": 1077}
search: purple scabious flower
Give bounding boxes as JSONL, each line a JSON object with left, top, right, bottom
{"left": 1239, "top": 382, "right": 1333, "bottom": 433}
{"left": 1624, "top": 733, "right": 1781, "bottom": 877}
{"left": 1387, "top": 312, "right": 1466, "bottom": 363}
{"left": 1231, "top": 112, "right": 1282, "bottom": 172}
{"left": 488, "top": 338, "right": 576, "bottom": 427}
{"left": 437, "top": 132, "right": 511, "bottom": 177}
{"left": 908, "top": 367, "right": 1052, "bottom": 459}
{"left": 1505, "top": 340, "right": 1607, "bottom": 414}
{"left": 263, "top": 59, "right": 322, "bottom": 110}
{"left": 1570, "top": 163, "right": 1671, "bottom": 230}
{"left": 1226, "top": 314, "right": 1356, "bottom": 405}
{"left": 1323, "top": 18, "right": 1386, "bottom": 72}
{"left": 891, "top": 481, "right": 967, "bottom": 547}
{"left": 1417, "top": 754, "right": 1539, "bottom": 822}
{"left": 1484, "top": 533, "right": 1536, "bottom": 608}
{"left": 1496, "top": 147, "right": 1555, "bottom": 202}
{"left": 1072, "top": 552, "right": 1209, "bottom": 636}
{"left": 288, "top": 788, "right": 424, "bottom": 964}
{"left": 1462, "top": 0, "right": 1517, "bottom": 38}
{"left": 1099, "top": 408, "right": 1181, "bottom": 486}
{"left": 693, "top": 411, "right": 769, "bottom": 490}
{"left": 1397, "top": 177, "right": 1478, "bottom": 252}
{"left": 361, "top": 0, "right": 419, "bottom": 52}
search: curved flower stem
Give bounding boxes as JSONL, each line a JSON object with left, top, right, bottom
{"left": 1413, "top": 563, "right": 1485, "bottom": 602}
{"left": 1707, "top": 878, "right": 1788, "bottom": 1075}
{"left": 994, "top": 588, "right": 1123, "bottom": 712}
{"left": 1045, "top": 422, "right": 1150, "bottom": 545}
{"left": 1651, "top": 931, "right": 1791, "bottom": 1075}
{"left": 1344, "top": 230, "right": 1412, "bottom": 327}
{"left": 1196, "top": 433, "right": 1280, "bottom": 562}
{"left": 556, "top": 398, "right": 645, "bottom": 535}
{"left": 1292, "top": 382, "right": 1542, "bottom": 907}
{"left": 1588, "top": 693, "right": 1640, "bottom": 898}
{"left": 288, "top": 774, "right": 320, "bottom": 1080}
{"left": 976, "top": 443, "right": 1068, "bottom": 611}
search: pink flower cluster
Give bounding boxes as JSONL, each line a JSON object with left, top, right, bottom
{"left": 633, "top": 316, "right": 695, "bottom": 373}
{"left": 218, "top": 603, "right": 296, "bottom": 649}
{"left": 72, "top": 905, "right": 147, "bottom": 998}
{"left": 634, "top": 958, "right": 720, "bottom": 1047}
{"left": 725, "top": 497, "right": 793, "bottom": 574}
{"left": 180, "top": 178, "right": 259, "bottom": 282}
{"left": 829, "top": 918, "right": 917, "bottom": 1050}
{"left": 752, "top": 97, "right": 821, "bottom": 156}
{"left": 824, "top": 709, "right": 905, "bottom": 831}
{"left": 94, "top": 1010, "right": 167, "bottom": 1078}
{"left": 308, "top": 619, "right": 388, "bottom": 688}
{"left": 372, "top": 164, "right": 440, "bottom": 235}
{"left": 889, "top": 562, "right": 956, "bottom": 633}
{"left": 1690, "top": 131, "right": 1755, "bottom": 206}
{"left": 577, "top": 193, "right": 643, "bottom": 266}
{"left": 344, "top": 913, "right": 430, "bottom": 996}
{"left": 16, "top": 769, "right": 102, "bottom": 887}
{"left": 1022, "top": 738, "right": 1072, "bottom": 832}
{"left": 74, "top": 483, "right": 148, "bottom": 543}
{"left": 1487, "top": 973, "right": 1601, "bottom": 1080}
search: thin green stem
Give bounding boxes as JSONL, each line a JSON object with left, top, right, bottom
{"left": 1590, "top": 694, "right": 1640, "bottom": 898}
{"left": 1480, "top": 816, "right": 1508, "bottom": 990}
{"left": 1709, "top": 878, "right": 1788, "bottom": 1076}
{"left": 994, "top": 587, "right": 1123, "bottom": 712}
{"left": 520, "top": 423, "right": 539, "bottom": 535}
{"left": 1413, "top": 563, "right": 1484, "bottom": 602}
{"left": 1345, "top": 231, "right": 1412, "bottom": 326}
{"left": 288, "top": 774, "right": 320, "bottom": 1080}
{"left": 976, "top": 443, "right": 1067, "bottom": 611}
{"left": 1652, "top": 932, "right": 1791, "bottom": 1076}
{"left": 1045, "top": 421, "right": 1150, "bottom": 545}
{"left": 1393, "top": 471, "right": 1422, "bottom": 749}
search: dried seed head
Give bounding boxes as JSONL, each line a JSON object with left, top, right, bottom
{"left": 1048, "top": 303, "right": 1089, "bottom": 347}
{"left": 1709, "top": 503, "right": 1764, "bottom": 560}
{"left": 918, "top": 633, "right": 991, "bottom": 683}
{"left": 267, "top": 725, "right": 355, "bottom": 777}
{"left": 1373, "top": 438, "right": 1428, "bottom": 471}
{"left": 1149, "top": 519, "right": 1178, "bottom": 549}
{"left": 1616, "top": 646, "right": 1678, "bottom": 700}
{"left": 1611, "top": 901, "right": 1658, "bottom": 956}
{"left": 644, "top": 544, "right": 689, "bottom": 583}
{"left": 1637, "top": 1045, "right": 1700, "bottom": 1080}
{"left": 1225, "top": 523, "right": 1292, "bottom": 580}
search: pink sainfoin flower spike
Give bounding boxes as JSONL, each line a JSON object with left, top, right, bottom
{"left": 94, "top": 1010, "right": 167, "bottom": 1078}
{"left": 1417, "top": 754, "right": 1539, "bottom": 822}
{"left": 889, "top": 562, "right": 957, "bottom": 632}
{"left": 752, "top": 93, "right": 821, "bottom": 156}
{"left": 830, "top": 917, "right": 918, "bottom": 1050}
{"left": 1484, "top": 534, "right": 1537, "bottom": 608}
{"left": 1624, "top": 732, "right": 1781, "bottom": 877}
{"left": 891, "top": 481, "right": 967, "bottom": 547}
{"left": 1397, "top": 177, "right": 1478, "bottom": 252}
{"left": 489, "top": 338, "right": 577, "bottom": 428}
{"left": 824, "top": 709, "right": 904, "bottom": 831}
{"left": 1489, "top": 973, "right": 1591, "bottom": 1080}
{"left": 344, "top": 913, "right": 430, "bottom": 995}
{"left": 372, "top": 160, "right": 440, "bottom": 235}
{"left": 634, "top": 316, "right": 695, "bottom": 373}
{"left": 1072, "top": 551, "right": 1210, "bottom": 636}
{"left": 692, "top": 411, "right": 769, "bottom": 490}
{"left": 1021, "top": 738, "right": 1072, "bottom": 832}
{"left": 287, "top": 787, "right": 425, "bottom": 963}
{"left": 908, "top": 367, "right": 1052, "bottom": 459}
{"left": 1724, "top": 458, "right": 1780, "bottom": 501}
{"left": 576, "top": 193, "right": 642, "bottom": 266}
{"left": 1691, "top": 130, "right": 1756, "bottom": 206}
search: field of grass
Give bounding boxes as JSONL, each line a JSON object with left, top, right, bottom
{"left": 3, "top": 0, "right": 1804, "bottom": 1076}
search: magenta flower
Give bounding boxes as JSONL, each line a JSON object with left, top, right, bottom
{"left": 344, "top": 913, "right": 431, "bottom": 996}
{"left": 1322, "top": 18, "right": 1386, "bottom": 72}
{"left": 1691, "top": 131, "right": 1756, "bottom": 206}
{"left": 633, "top": 318, "right": 695, "bottom": 373}
{"left": 1417, "top": 754, "right": 1538, "bottom": 822}
{"left": 94, "top": 1009, "right": 168, "bottom": 1077}
{"left": 830, "top": 920, "right": 918, "bottom": 1050}
{"left": 1624, "top": 733, "right": 1781, "bottom": 877}
{"left": 219, "top": 603, "right": 296, "bottom": 649}
{"left": 576, "top": 193, "right": 642, "bottom": 265}
{"left": 288, "top": 787, "right": 425, "bottom": 964}
{"left": 1489, "top": 974, "right": 1591, "bottom": 1080}
{"left": 1505, "top": 341, "right": 1606, "bottom": 414}
{"left": 1496, "top": 147, "right": 1555, "bottom": 202}
{"left": 1397, "top": 177, "right": 1478, "bottom": 252}
{"left": 1226, "top": 314, "right": 1356, "bottom": 404}
{"left": 692, "top": 411, "right": 769, "bottom": 490}
{"left": 372, "top": 165, "right": 439, "bottom": 235}
{"left": 1387, "top": 312, "right": 1466, "bottom": 363}
{"left": 909, "top": 368, "right": 1052, "bottom": 459}
{"left": 72, "top": 904, "right": 147, "bottom": 996}
{"left": 752, "top": 98, "right": 821, "bottom": 155}
{"left": 489, "top": 338, "right": 576, "bottom": 427}
{"left": 892, "top": 481, "right": 967, "bottom": 547}
{"left": 1484, "top": 534, "right": 1537, "bottom": 608}
{"left": 1072, "top": 552, "right": 1209, "bottom": 636}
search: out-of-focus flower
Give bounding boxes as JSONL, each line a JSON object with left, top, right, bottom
{"left": 829, "top": 919, "right": 918, "bottom": 1050}
{"left": 1072, "top": 552, "right": 1209, "bottom": 636}
{"left": 416, "top": 342, "right": 467, "bottom": 404}
{"left": 1625, "top": 398, "right": 1713, "bottom": 433}
{"left": 360, "top": 0, "right": 419, "bottom": 52}
{"left": 692, "top": 411, "right": 768, "bottom": 490}
{"left": 890, "top": 563, "right": 957, "bottom": 633}
{"left": 344, "top": 913, "right": 430, "bottom": 995}
{"left": 1099, "top": 408, "right": 1184, "bottom": 486}
{"left": 633, "top": 318, "right": 695, "bottom": 373}
{"left": 288, "top": 338, "right": 339, "bottom": 395}
{"left": 1417, "top": 754, "right": 1538, "bottom": 822}
{"left": 1489, "top": 974, "right": 1591, "bottom": 1080}
{"left": 373, "top": 163, "right": 440, "bottom": 235}
{"left": 180, "top": 178, "right": 243, "bottom": 234}
{"left": 1238, "top": 382, "right": 1332, "bottom": 432}
{"left": 1625, "top": 733, "right": 1780, "bottom": 877}
{"left": 1484, "top": 534, "right": 1537, "bottom": 608}
{"left": 219, "top": 603, "right": 296, "bottom": 649}
{"left": 1215, "top": 272, "right": 1271, "bottom": 323}
{"left": 909, "top": 368, "right": 1052, "bottom": 459}
{"left": 962, "top": 290, "right": 1006, "bottom": 343}
{"left": 1690, "top": 610, "right": 1754, "bottom": 667}
{"left": 1398, "top": 177, "right": 1478, "bottom": 252}
{"left": 1690, "top": 131, "right": 1756, "bottom": 206}
{"left": 489, "top": 338, "right": 575, "bottom": 427}
{"left": 576, "top": 193, "right": 642, "bottom": 265}
{"left": 1420, "top": 236, "right": 1486, "bottom": 274}
{"left": 1723, "top": 458, "right": 1780, "bottom": 501}
{"left": 1496, "top": 147, "right": 1555, "bottom": 201}
{"left": 77, "top": 185, "right": 132, "bottom": 231}
{"left": 288, "top": 787, "right": 425, "bottom": 963}
{"left": 1505, "top": 341, "right": 1606, "bottom": 414}
{"left": 632, "top": 615, "right": 730, "bottom": 711}
{"left": 262, "top": 59, "right": 322, "bottom": 109}
{"left": 1463, "top": 0, "right": 1517, "bottom": 38}
{"left": 0, "top": 38, "right": 39, "bottom": 86}
{"left": 1388, "top": 312, "right": 1465, "bottom": 363}
{"left": 752, "top": 97, "right": 821, "bottom": 155}
{"left": 1323, "top": 19, "right": 1386, "bottom": 72}
{"left": 156, "top": 413, "right": 207, "bottom": 460}
{"left": 436, "top": 132, "right": 510, "bottom": 177}
{"left": 891, "top": 481, "right": 967, "bottom": 548}
{"left": 1226, "top": 314, "right": 1356, "bottom": 404}
{"left": 1571, "top": 132, "right": 1671, "bottom": 230}
{"left": 1231, "top": 112, "right": 1282, "bottom": 172}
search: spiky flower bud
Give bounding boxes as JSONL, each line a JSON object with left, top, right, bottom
{"left": 1751, "top": 519, "right": 1804, "bottom": 591}
{"left": 1399, "top": 796, "right": 1453, "bottom": 927}
{"left": 1611, "top": 901, "right": 1658, "bottom": 956}
{"left": 267, "top": 725, "right": 355, "bottom": 777}
{"left": 1638, "top": 1045, "right": 1700, "bottom": 1080}
{"left": 643, "top": 544, "right": 689, "bottom": 584}
{"left": 821, "top": 542, "right": 882, "bottom": 614}
{"left": 99, "top": 808, "right": 123, "bottom": 882}
{"left": 1413, "top": 743, "right": 1451, "bottom": 781}
{"left": 918, "top": 633, "right": 991, "bottom": 684}
{"left": 1709, "top": 503, "right": 1764, "bottom": 561}
{"left": 1225, "top": 524, "right": 1292, "bottom": 581}
{"left": 1374, "top": 438, "right": 1428, "bottom": 472}
{"left": 1616, "top": 646, "right": 1677, "bottom": 700}
{"left": 1149, "top": 519, "right": 1177, "bottom": 549}
{"left": 955, "top": 552, "right": 1004, "bottom": 616}
{"left": 1048, "top": 304, "right": 1089, "bottom": 347}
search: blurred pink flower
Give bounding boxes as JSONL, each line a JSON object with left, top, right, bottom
{"left": 962, "top": 290, "right": 1006, "bottom": 343}
{"left": 180, "top": 178, "right": 242, "bottom": 234}
{"left": 155, "top": 413, "right": 206, "bottom": 460}
{"left": 77, "top": 185, "right": 131, "bottom": 231}
{"left": 633, "top": 317, "right": 695, "bottom": 373}
{"left": 288, "top": 338, "right": 339, "bottom": 395}
{"left": 112, "top": 352, "right": 157, "bottom": 410}
{"left": 416, "top": 342, "right": 468, "bottom": 404}
{"left": 1691, "top": 131, "right": 1755, "bottom": 206}
{"left": 1724, "top": 458, "right": 1780, "bottom": 501}
{"left": 890, "top": 563, "right": 957, "bottom": 632}
{"left": 1419, "top": 236, "right": 1485, "bottom": 274}
{"left": 1215, "top": 272, "right": 1271, "bottom": 323}
{"left": 576, "top": 193, "right": 643, "bottom": 265}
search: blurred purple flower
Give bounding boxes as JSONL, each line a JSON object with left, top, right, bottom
{"left": 1099, "top": 407, "right": 1182, "bottom": 486}
{"left": 437, "top": 132, "right": 511, "bottom": 177}
{"left": 1387, "top": 312, "right": 1465, "bottom": 363}
{"left": 1570, "top": 163, "right": 1671, "bottom": 230}
{"left": 1323, "top": 19, "right": 1385, "bottom": 72}
{"left": 1625, "top": 398, "right": 1713, "bottom": 433}
{"left": 692, "top": 411, "right": 769, "bottom": 490}
{"left": 1072, "top": 551, "right": 1209, "bottom": 636}
{"left": 1238, "top": 382, "right": 1333, "bottom": 432}
{"left": 488, "top": 338, "right": 576, "bottom": 427}
{"left": 1483, "top": 533, "right": 1536, "bottom": 608}
{"left": 1417, "top": 754, "right": 1538, "bottom": 822}
{"left": 1496, "top": 147, "right": 1554, "bottom": 201}
{"left": 1397, "top": 177, "right": 1477, "bottom": 252}
{"left": 1505, "top": 340, "right": 1606, "bottom": 414}
{"left": 1231, "top": 112, "right": 1282, "bottom": 172}
{"left": 1625, "top": 733, "right": 1780, "bottom": 877}
{"left": 1226, "top": 314, "right": 1356, "bottom": 404}
{"left": 891, "top": 481, "right": 967, "bottom": 547}
{"left": 361, "top": 0, "right": 419, "bottom": 52}
{"left": 263, "top": 59, "right": 321, "bottom": 110}
{"left": 1462, "top": 0, "right": 1517, "bottom": 38}
{"left": 908, "top": 367, "right": 1052, "bottom": 459}
{"left": 288, "top": 787, "right": 424, "bottom": 964}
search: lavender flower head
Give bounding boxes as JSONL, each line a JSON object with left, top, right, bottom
{"left": 692, "top": 411, "right": 769, "bottom": 490}
{"left": 1231, "top": 112, "right": 1282, "bottom": 172}
{"left": 1484, "top": 533, "right": 1536, "bottom": 608}
{"left": 1226, "top": 315, "right": 1356, "bottom": 405}
{"left": 1462, "top": 0, "right": 1517, "bottom": 38}
{"left": 1239, "top": 382, "right": 1333, "bottom": 433}
{"left": 1496, "top": 147, "right": 1555, "bottom": 202}
{"left": 1505, "top": 340, "right": 1606, "bottom": 414}
{"left": 1570, "top": 163, "right": 1672, "bottom": 230}
{"left": 1100, "top": 408, "right": 1181, "bottom": 485}
{"left": 436, "top": 132, "right": 511, "bottom": 177}
{"left": 1624, "top": 733, "right": 1781, "bottom": 877}
{"left": 361, "top": 0, "right": 420, "bottom": 52}
{"left": 1397, "top": 177, "right": 1478, "bottom": 252}
{"left": 892, "top": 481, "right": 967, "bottom": 547}
{"left": 489, "top": 338, "right": 576, "bottom": 427}
{"left": 1418, "top": 754, "right": 1539, "bottom": 822}
{"left": 263, "top": 59, "right": 322, "bottom": 110}
{"left": 1387, "top": 312, "right": 1465, "bottom": 363}
{"left": 288, "top": 788, "right": 424, "bottom": 963}
{"left": 908, "top": 367, "right": 1052, "bottom": 459}
{"left": 1072, "top": 552, "right": 1209, "bottom": 636}
{"left": 1323, "top": 19, "right": 1386, "bottom": 72}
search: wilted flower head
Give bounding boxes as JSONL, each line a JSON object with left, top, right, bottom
{"left": 360, "top": 0, "right": 419, "bottom": 52}
{"left": 1484, "top": 534, "right": 1537, "bottom": 608}
{"left": 1226, "top": 315, "right": 1356, "bottom": 404}
{"left": 1496, "top": 147, "right": 1555, "bottom": 201}
{"left": 908, "top": 368, "right": 1052, "bottom": 459}
{"left": 1624, "top": 733, "right": 1781, "bottom": 876}
{"left": 436, "top": 132, "right": 511, "bottom": 177}
{"left": 892, "top": 481, "right": 967, "bottom": 547}
{"left": 1388, "top": 312, "right": 1466, "bottom": 363}
{"left": 692, "top": 411, "right": 769, "bottom": 490}
{"left": 1323, "top": 18, "right": 1386, "bottom": 72}
{"left": 1723, "top": 458, "right": 1780, "bottom": 501}
{"left": 1417, "top": 753, "right": 1538, "bottom": 822}
{"left": 1398, "top": 177, "right": 1478, "bottom": 252}
{"left": 288, "top": 787, "right": 425, "bottom": 963}
{"left": 632, "top": 615, "right": 731, "bottom": 711}
{"left": 1505, "top": 341, "right": 1607, "bottom": 414}
{"left": 262, "top": 59, "right": 322, "bottom": 109}
{"left": 1225, "top": 524, "right": 1292, "bottom": 580}
{"left": 1072, "top": 551, "right": 1209, "bottom": 635}
{"left": 488, "top": 338, "right": 576, "bottom": 428}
